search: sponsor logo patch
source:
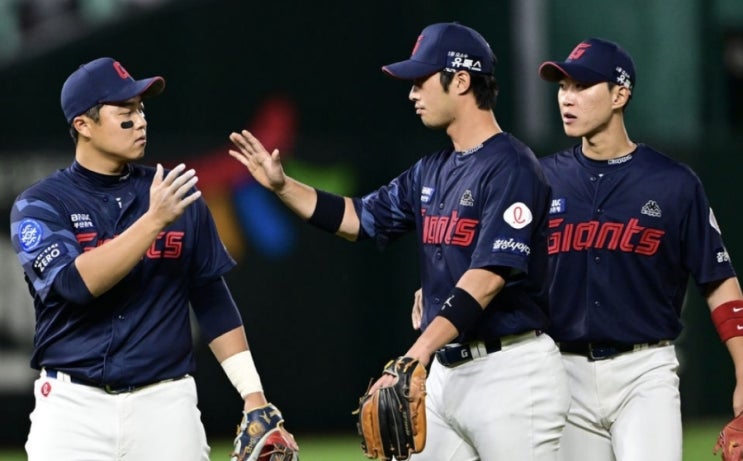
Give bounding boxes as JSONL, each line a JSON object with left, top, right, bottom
{"left": 492, "top": 237, "right": 531, "bottom": 255}
{"left": 503, "top": 202, "right": 533, "bottom": 229}
{"left": 19, "top": 219, "right": 43, "bottom": 251}
{"left": 460, "top": 190, "right": 474, "bottom": 207}
{"left": 70, "top": 213, "right": 95, "bottom": 230}
{"left": 549, "top": 198, "right": 566, "bottom": 214}
{"left": 32, "top": 241, "right": 68, "bottom": 277}
{"left": 641, "top": 200, "right": 662, "bottom": 218}
{"left": 421, "top": 186, "right": 434, "bottom": 204}
{"left": 716, "top": 247, "right": 731, "bottom": 264}
{"left": 445, "top": 51, "right": 483, "bottom": 72}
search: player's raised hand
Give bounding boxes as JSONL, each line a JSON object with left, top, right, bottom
{"left": 228, "top": 130, "right": 286, "bottom": 192}
{"left": 147, "top": 163, "right": 201, "bottom": 228}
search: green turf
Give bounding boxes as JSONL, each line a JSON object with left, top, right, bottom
{"left": 0, "top": 421, "right": 727, "bottom": 460}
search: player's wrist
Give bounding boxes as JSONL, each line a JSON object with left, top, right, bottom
{"left": 221, "top": 350, "right": 263, "bottom": 398}
{"left": 242, "top": 392, "right": 268, "bottom": 412}
{"left": 711, "top": 300, "right": 743, "bottom": 342}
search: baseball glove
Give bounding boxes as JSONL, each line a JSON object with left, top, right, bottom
{"left": 714, "top": 412, "right": 743, "bottom": 460}
{"left": 230, "top": 403, "right": 298, "bottom": 461}
{"left": 354, "top": 356, "right": 427, "bottom": 460}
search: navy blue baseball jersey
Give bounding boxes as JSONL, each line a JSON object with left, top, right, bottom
{"left": 540, "top": 144, "right": 737, "bottom": 343}
{"left": 10, "top": 161, "right": 236, "bottom": 387}
{"left": 356, "top": 132, "right": 552, "bottom": 342}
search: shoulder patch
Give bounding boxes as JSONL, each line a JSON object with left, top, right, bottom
{"left": 32, "top": 241, "right": 69, "bottom": 277}
{"left": 18, "top": 219, "right": 43, "bottom": 252}
{"left": 503, "top": 202, "right": 533, "bottom": 229}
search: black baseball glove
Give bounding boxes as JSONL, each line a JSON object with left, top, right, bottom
{"left": 354, "top": 356, "right": 427, "bottom": 460}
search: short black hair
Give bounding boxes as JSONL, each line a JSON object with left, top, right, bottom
{"left": 68, "top": 104, "right": 102, "bottom": 144}
{"left": 439, "top": 49, "right": 499, "bottom": 111}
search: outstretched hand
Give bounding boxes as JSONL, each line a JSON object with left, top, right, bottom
{"left": 228, "top": 130, "right": 287, "bottom": 193}
{"left": 148, "top": 163, "right": 201, "bottom": 228}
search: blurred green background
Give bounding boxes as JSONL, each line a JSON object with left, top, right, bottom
{"left": 0, "top": 421, "right": 731, "bottom": 460}
{"left": 1, "top": 0, "right": 742, "bottom": 457}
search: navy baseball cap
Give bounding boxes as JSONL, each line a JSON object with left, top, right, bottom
{"left": 61, "top": 57, "right": 165, "bottom": 124}
{"left": 382, "top": 22, "right": 494, "bottom": 80}
{"left": 538, "top": 38, "right": 635, "bottom": 90}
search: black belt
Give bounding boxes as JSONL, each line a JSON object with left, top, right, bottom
{"left": 558, "top": 340, "right": 672, "bottom": 361}
{"left": 435, "top": 330, "right": 539, "bottom": 368}
{"left": 44, "top": 369, "right": 186, "bottom": 394}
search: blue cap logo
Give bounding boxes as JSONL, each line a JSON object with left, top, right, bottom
{"left": 538, "top": 38, "right": 635, "bottom": 90}
{"left": 382, "top": 23, "right": 494, "bottom": 80}
{"left": 60, "top": 57, "right": 165, "bottom": 124}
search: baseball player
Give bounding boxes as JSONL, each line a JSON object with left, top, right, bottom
{"left": 537, "top": 38, "right": 743, "bottom": 461}
{"left": 10, "top": 57, "right": 297, "bottom": 460}
{"left": 228, "top": 22, "right": 570, "bottom": 459}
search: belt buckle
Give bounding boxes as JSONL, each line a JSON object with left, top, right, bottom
{"left": 588, "top": 344, "right": 616, "bottom": 361}
{"left": 437, "top": 344, "right": 472, "bottom": 368}
{"left": 104, "top": 384, "right": 137, "bottom": 394}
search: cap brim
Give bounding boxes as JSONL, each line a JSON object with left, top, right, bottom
{"left": 538, "top": 61, "right": 607, "bottom": 85}
{"left": 103, "top": 76, "right": 166, "bottom": 103}
{"left": 382, "top": 59, "right": 442, "bottom": 80}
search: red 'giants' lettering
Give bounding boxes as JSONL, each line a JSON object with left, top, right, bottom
{"left": 422, "top": 211, "right": 478, "bottom": 246}
{"left": 548, "top": 218, "right": 664, "bottom": 256}
{"left": 77, "top": 231, "right": 184, "bottom": 259}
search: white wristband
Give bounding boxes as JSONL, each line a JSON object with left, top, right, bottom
{"left": 220, "top": 350, "right": 263, "bottom": 398}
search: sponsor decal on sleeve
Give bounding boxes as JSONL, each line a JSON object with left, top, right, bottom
{"left": 492, "top": 237, "right": 531, "bottom": 255}
{"left": 715, "top": 247, "right": 731, "bottom": 264}
{"left": 18, "top": 219, "right": 43, "bottom": 251}
{"left": 503, "top": 202, "right": 533, "bottom": 229}
{"left": 32, "top": 241, "right": 69, "bottom": 277}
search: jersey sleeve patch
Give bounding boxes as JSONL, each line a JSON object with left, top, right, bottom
{"left": 502, "top": 202, "right": 533, "bottom": 229}
{"left": 32, "top": 240, "right": 70, "bottom": 277}
{"left": 492, "top": 237, "right": 531, "bottom": 255}
{"left": 18, "top": 219, "right": 44, "bottom": 251}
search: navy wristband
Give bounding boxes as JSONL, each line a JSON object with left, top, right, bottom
{"left": 436, "top": 287, "right": 483, "bottom": 335}
{"left": 308, "top": 189, "right": 345, "bottom": 233}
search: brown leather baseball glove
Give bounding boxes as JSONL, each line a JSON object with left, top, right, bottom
{"left": 714, "top": 413, "right": 743, "bottom": 460}
{"left": 354, "top": 356, "right": 427, "bottom": 460}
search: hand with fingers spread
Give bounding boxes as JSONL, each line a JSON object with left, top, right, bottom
{"left": 146, "top": 163, "right": 202, "bottom": 228}
{"left": 228, "top": 130, "right": 287, "bottom": 193}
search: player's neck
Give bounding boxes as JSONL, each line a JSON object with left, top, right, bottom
{"left": 581, "top": 122, "right": 635, "bottom": 161}
{"left": 75, "top": 148, "right": 130, "bottom": 176}
{"left": 448, "top": 109, "right": 502, "bottom": 153}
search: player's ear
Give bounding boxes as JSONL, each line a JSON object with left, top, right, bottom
{"left": 454, "top": 71, "right": 472, "bottom": 94}
{"left": 612, "top": 85, "right": 631, "bottom": 110}
{"left": 72, "top": 116, "right": 92, "bottom": 138}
